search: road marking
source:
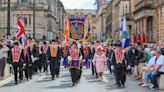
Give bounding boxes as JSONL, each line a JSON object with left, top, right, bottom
{"left": 37, "top": 75, "right": 46, "bottom": 82}
{"left": 0, "top": 76, "right": 14, "bottom": 87}
{"left": 102, "top": 76, "right": 108, "bottom": 83}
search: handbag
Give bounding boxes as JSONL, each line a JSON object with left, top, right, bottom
{"left": 104, "top": 66, "right": 107, "bottom": 71}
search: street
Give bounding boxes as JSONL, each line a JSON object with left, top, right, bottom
{"left": 0, "top": 67, "right": 161, "bottom": 92}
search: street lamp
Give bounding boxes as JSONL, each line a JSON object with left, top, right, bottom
{"left": 33, "top": 0, "right": 35, "bottom": 39}
{"left": 7, "top": 0, "right": 10, "bottom": 39}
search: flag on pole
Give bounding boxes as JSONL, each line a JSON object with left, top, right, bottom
{"left": 119, "top": 15, "right": 130, "bottom": 49}
{"left": 16, "top": 10, "right": 26, "bottom": 48}
{"left": 85, "top": 23, "right": 91, "bottom": 41}
{"left": 63, "top": 20, "right": 69, "bottom": 43}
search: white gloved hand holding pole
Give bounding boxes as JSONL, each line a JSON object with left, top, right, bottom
{"left": 9, "top": 64, "right": 12, "bottom": 67}
{"left": 83, "top": 59, "right": 85, "bottom": 62}
{"left": 23, "top": 64, "right": 26, "bottom": 67}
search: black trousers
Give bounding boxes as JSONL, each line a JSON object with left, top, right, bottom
{"left": 28, "top": 65, "right": 33, "bottom": 78}
{"left": 33, "top": 60, "right": 38, "bottom": 73}
{"left": 24, "top": 66, "right": 28, "bottom": 79}
{"left": 91, "top": 62, "right": 95, "bottom": 74}
{"left": 108, "top": 61, "right": 112, "bottom": 74}
{"left": 115, "top": 68, "right": 126, "bottom": 85}
{"left": 70, "top": 68, "right": 78, "bottom": 84}
{"left": 50, "top": 60, "right": 59, "bottom": 78}
{"left": 42, "top": 59, "right": 46, "bottom": 72}
{"left": 38, "top": 60, "right": 42, "bottom": 72}
{"left": 13, "top": 62, "right": 23, "bottom": 82}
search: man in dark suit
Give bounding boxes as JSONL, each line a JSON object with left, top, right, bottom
{"left": 111, "top": 43, "right": 130, "bottom": 87}
{"left": 47, "top": 39, "right": 61, "bottom": 80}
{"left": 27, "top": 37, "right": 37, "bottom": 79}
{"left": 128, "top": 44, "right": 138, "bottom": 76}
{"left": 9, "top": 42, "right": 24, "bottom": 84}
{"left": 33, "top": 40, "right": 39, "bottom": 73}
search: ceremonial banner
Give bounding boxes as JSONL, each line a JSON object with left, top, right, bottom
{"left": 70, "top": 60, "right": 80, "bottom": 69}
{"left": 68, "top": 18, "right": 86, "bottom": 42}
{"left": 85, "top": 23, "right": 92, "bottom": 41}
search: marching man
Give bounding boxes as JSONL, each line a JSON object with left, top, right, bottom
{"left": 67, "top": 42, "right": 83, "bottom": 86}
{"left": 83, "top": 42, "right": 91, "bottom": 69}
{"left": 47, "top": 39, "right": 61, "bottom": 80}
{"left": 111, "top": 43, "right": 131, "bottom": 87}
{"left": 9, "top": 42, "right": 24, "bottom": 84}
{"left": 62, "top": 44, "right": 69, "bottom": 68}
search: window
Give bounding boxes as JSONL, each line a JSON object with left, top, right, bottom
{"left": 122, "top": 5, "right": 124, "bottom": 15}
{"left": 88, "top": 15, "right": 91, "bottom": 18}
{"left": 23, "top": 15, "right": 27, "bottom": 26}
{"left": 29, "top": 15, "right": 31, "bottom": 26}
{"left": 90, "top": 20, "right": 92, "bottom": 23}
{"left": 48, "top": 32, "right": 53, "bottom": 41}
{"left": 125, "top": 5, "right": 127, "bottom": 13}
{"left": 21, "top": 0, "right": 28, "bottom": 3}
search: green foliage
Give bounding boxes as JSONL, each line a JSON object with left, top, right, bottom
{"left": 106, "top": 38, "right": 115, "bottom": 43}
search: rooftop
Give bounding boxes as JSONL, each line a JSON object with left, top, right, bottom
{"left": 66, "top": 9, "right": 96, "bottom": 15}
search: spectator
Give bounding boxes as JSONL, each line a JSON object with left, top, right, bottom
{"left": 0, "top": 43, "right": 9, "bottom": 79}
{"left": 128, "top": 44, "right": 138, "bottom": 76}
{"left": 137, "top": 51, "right": 156, "bottom": 82}
{"left": 144, "top": 44, "right": 150, "bottom": 54}
{"left": 150, "top": 50, "right": 164, "bottom": 90}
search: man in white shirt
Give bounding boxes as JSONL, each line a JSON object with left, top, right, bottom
{"left": 150, "top": 50, "right": 164, "bottom": 90}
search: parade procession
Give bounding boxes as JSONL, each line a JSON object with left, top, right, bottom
{"left": 1, "top": 0, "right": 164, "bottom": 92}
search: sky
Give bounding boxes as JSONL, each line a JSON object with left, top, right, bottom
{"left": 60, "top": 0, "right": 95, "bottom": 9}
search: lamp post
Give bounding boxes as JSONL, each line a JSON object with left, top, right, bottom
{"left": 7, "top": 0, "right": 10, "bottom": 39}
{"left": 33, "top": 0, "right": 35, "bottom": 39}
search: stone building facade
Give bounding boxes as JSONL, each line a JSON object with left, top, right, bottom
{"left": 96, "top": 2, "right": 109, "bottom": 41}
{"left": 154, "top": 0, "right": 164, "bottom": 43}
{"left": 105, "top": 0, "right": 113, "bottom": 39}
{"left": 66, "top": 9, "right": 97, "bottom": 41}
{"left": 0, "top": 0, "right": 65, "bottom": 41}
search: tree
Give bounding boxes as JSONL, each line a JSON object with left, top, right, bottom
{"left": 106, "top": 38, "right": 115, "bottom": 43}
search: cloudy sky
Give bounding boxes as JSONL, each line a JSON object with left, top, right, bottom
{"left": 60, "top": 0, "right": 95, "bottom": 9}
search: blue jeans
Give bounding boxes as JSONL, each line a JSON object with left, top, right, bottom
{"left": 145, "top": 71, "right": 163, "bottom": 88}
{"left": 85, "top": 57, "right": 89, "bottom": 68}
{"left": 63, "top": 57, "right": 67, "bottom": 68}
{"left": 151, "top": 71, "right": 163, "bottom": 88}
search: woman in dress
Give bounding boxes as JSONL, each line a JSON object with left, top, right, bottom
{"left": 93, "top": 45, "right": 107, "bottom": 80}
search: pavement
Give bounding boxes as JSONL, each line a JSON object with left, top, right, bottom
{"left": 0, "top": 66, "right": 163, "bottom": 92}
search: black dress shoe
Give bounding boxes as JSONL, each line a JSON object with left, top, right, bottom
{"left": 122, "top": 84, "right": 125, "bottom": 87}
{"left": 51, "top": 78, "right": 54, "bottom": 80}
{"left": 14, "top": 82, "right": 18, "bottom": 84}
{"left": 92, "top": 73, "right": 94, "bottom": 75}
{"left": 117, "top": 85, "right": 121, "bottom": 88}
{"left": 72, "top": 83, "right": 75, "bottom": 86}
{"left": 30, "top": 77, "right": 32, "bottom": 79}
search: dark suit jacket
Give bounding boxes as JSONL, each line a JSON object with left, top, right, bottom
{"left": 128, "top": 47, "right": 138, "bottom": 63}
{"left": 111, "top": 50, "right": 129, "bottom": 69}
{"left": 9, "top": 48, "right": 24, "bottom": 65}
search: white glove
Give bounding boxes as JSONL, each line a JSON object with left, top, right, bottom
{"left": 68, "top": 56, "right": 72, "bottom": 62}
{"left": 82, "top": 59, "right": 85, "bottom": 62}
{"left": 39, "top": 50, "right": 42, "bottom": 54}
{"left": 9, "top": 64, "right": 12, "bottom": 67}
{"left": 106, "top": 57, "right": 109, "bottom": 61}
{"left": 92, "top": 60, "right": 94, "bottom": 63}
{"left": 88, "top": 59, "right": 91, "bottom": 62}
{"left": 111, "top": 65, "right": 114, "bottom": 70}
{"left": 105, "top": 62, "right": 107, "bottom": 65}
{"left": 23, "top": 64, "right": 26, "bottom": 67}
{"left": 108, "top": 58, "right": 111, "bottom": 61}
{"left": 61, "top": 58, "right": 64, "bottom": 62}
{"left": 93, "top": 63, "right": 95, "bottom": 65}
{"left": 47, "top": 60, "right": 50, "bottom": 63}
{"left": 128, "top": 65, "right": 131, "bottom": 69}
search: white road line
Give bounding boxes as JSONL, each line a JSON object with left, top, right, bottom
{"left": 102, "top": 76, "right": 108, "bottom": 83}
{"left": 37, "top": 75, "right": 46, "bottom": 82}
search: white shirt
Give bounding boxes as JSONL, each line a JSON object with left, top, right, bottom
{"left": 155, "top": 55, "right": 164, "bottom": 72}
{"left": 147, "top": 56, "right": 156, "bottom": 67}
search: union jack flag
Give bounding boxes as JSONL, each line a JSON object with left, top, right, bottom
{"left": 16, "top": 10, "right": 27, "bottom": 48}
